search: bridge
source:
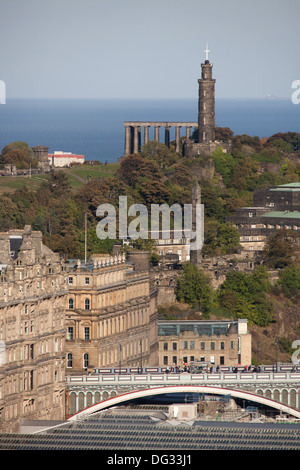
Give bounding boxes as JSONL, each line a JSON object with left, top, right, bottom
{"left": 66, "top": 367, "right": 300, "bottom": 420}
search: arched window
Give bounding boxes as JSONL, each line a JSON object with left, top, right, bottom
{"left": 68, "top": 298, "right": 74, "bottom": 309}
{"left": 67, "top": 353, "right": 73, "bottom": 368}
{"left": 83, "top": 353, "right": 89, "bottom": 369}
{"left": 84, "top": 298, "right": 90, "bottom": 310}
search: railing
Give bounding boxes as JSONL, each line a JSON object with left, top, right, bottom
{"left": 66, "top": 371, "right": 300, "bottom": 386}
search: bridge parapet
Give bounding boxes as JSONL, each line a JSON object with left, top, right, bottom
{"left": 66, "top": 371, "right": 300, "bottom": 386}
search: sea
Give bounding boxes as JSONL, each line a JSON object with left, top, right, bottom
{"left": 0, "top": 98, "right": 299, "bottom": 163}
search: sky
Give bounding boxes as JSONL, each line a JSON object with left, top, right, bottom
{"left": 0, "top": 0, "right": 299, "bottom": 99}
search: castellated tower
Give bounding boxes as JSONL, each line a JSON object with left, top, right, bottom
{"left": 198, "top": 58, "right": 216, "bottom": 144}
{"left": 184, "top": 45, "right": 232, "bottom": 156}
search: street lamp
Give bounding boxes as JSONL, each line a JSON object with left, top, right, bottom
{"left": 140, "top": 339, "right": 143, "bottom": 374}
{"left": 256, "top": 341, "right": 260, "bottom": 369}
{"left": 119, "top": 344, "right": 122, "bottom": 374}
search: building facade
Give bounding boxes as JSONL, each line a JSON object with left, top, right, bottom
{"left": 158, "top": 320, "right": 251, "bottom": 368}
{"left": 48, "top": 151, "right": 85, "bottom": 167}
{"left": 65, "top": 251, "right": 158, "bottom": 374}
{"left": 0, "top": 226, "right": 67, "bottom": 433}
{"left": 227, "top": 183, "right": 300, "bottom": 253}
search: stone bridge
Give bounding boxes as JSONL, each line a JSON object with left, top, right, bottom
{"left": 66, "top": 370, "right": 300, "bottom": 419}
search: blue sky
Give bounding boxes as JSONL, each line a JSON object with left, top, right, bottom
{"left": 0, "top": 0, "right": 299, "bottom": 99}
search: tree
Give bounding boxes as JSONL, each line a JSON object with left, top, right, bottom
{"left": 277, "top": 264, "right": 300, "bottom": 298}
{"left": 140, "top": 141, "right": 178, "bottom": 168}
{"left": 263, "top": 229, "right": 297, "bottom": 269}
{"left": 202, "top": 220, "right": 241, "bottom": 256}
{"left": 1, "top": 141, "right": 37, "bottom": 169}
{"left": 217, "top": 266, "right": 274, "bottom": 326}
{"left": 116, "top": 154, "right": 162, "bottom": 188}
{"left": 175, "top": 262, "right": 214, "bottom": 316}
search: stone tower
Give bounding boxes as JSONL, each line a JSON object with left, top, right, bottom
{"left": 198, "top": 44, "right": 216, "bottom": 144}
{"left": 32, "top": 145, "right": 50, "bottom": 172}
{"left": 189, "top": 180, "right": 203, "bottom": 266}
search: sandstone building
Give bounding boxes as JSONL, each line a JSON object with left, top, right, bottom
{"left": 0, "top": 228, "right": 158, "bottom": 432}
{"left": 0, "top": 226, "right": 67, "bottom": 433}
{"left": 158, "top": 319, "right": 251, "bottom": 368}
{"left": 65, "top": 251, "right": 158, "bottom": 374}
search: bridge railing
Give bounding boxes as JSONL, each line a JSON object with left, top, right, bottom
{"left": 66, "top": 371, "right": 300, "bottom": 385}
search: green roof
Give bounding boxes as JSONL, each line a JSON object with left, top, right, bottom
{"left": 270, "top": 182, "right": 300, "bottom": 192}
{"left": 263, "top": 211, "right": 300, "bottom": 219}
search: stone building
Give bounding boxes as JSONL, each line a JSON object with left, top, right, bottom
{"left": 65, "top": 251, "right": 158, "bottom": 374}
{"left": 0, "top": 226, "right": 67, "bottom": 433}
{"left": 227, "top": 183, "right": 300, "bottom": 253}
{"left": 158, "top": 319, "right": 251, "bottom": 368}
{"left": 32, "top": 145, "right": 50, "bottom": 172}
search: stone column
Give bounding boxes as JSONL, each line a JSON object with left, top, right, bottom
{"left": 175, "top": 126, "right": 181, "bottom": 153}
{"left": 144, "top": 126, "right": 149, "bottom": 147}
{"left": 133, "top": 126, "right": 139, "bottom": 154}
{"left": 165, "top": 126, "right": 170, "bottom": 148}
{"left": 124, "top": 125, "right": 131, "bottom": 156}
{"left": 186, "top": 126, "right": 191, "bottom": 140}
{"left": 154, "top": 126, "right": 160, "bottom": 143}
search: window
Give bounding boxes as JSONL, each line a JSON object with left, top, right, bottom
{"left": 220, "top": 356, "right": 225, "bottom": 365}
{"left": 172, "top": 356, "right": 177, "bottom": 365}
{"left": 67, "top": 327, "right": 74, "bottom": 340}
{"left": 172, "top": 342, "right": 177, "bottom": 351}
{"left": 85, "top": 277, "right": 90, "bottom": 285}
{"left": 163, "top": 356, "right": 168, "bottom": 365}
{"left": 190, "top": 356, "right": 194, "bottom": 362}
{"left": 68, "top": 277, "right": 73, "bottom": 284}
{"left": 163, "top": 342, "right": 168, "bottom": 351}
{"left": 68, "top": 298, "right": 74, "bottom": 309}
{"left": 201, "top": 342, "right": 205, "bottom": 350}
{"left": 183, "top": 341, "right": 188, "bottom": 350}
{"left": 220, "top": 342, "right": 224, "bottom": 350}
{"left": 84, "top": 327, "right": 90, "bottom": 340}
{"left": 84, "top": 298, "right": 90, "bottom": 310}
{"left": 190, "top": 341, "right": 194, "bottom": 350}
{"left": 67, "top": 353, "right": 73, "bottom": 368}
{"left": 83, "top": 353, "right": 89, "bottom": 369}
{"left": 231, "top": 341, "right": 235, "bottom": 350}
{"left": 183, "top": 356, "right": 187, "bottom": 364}
{"left": 211, "top": 342, "right": 215, "bottom": 350}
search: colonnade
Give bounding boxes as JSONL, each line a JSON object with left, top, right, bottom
{"left": 124, "top": 121, "right": 198, "bottom": 155}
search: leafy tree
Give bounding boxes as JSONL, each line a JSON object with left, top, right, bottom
{"left": 202, "top": 220, "right": 241, "bottom": 256}
{"left": 116, "top": 154, "right": 162, "bottom": 188}
{"left": 140, "top": 141, "right": 178, "bottom": 168}
{"left": 218, "top": 266, "right": 274, "bottom": 326}
{"left": 175, "top": 262, "right": 214, "bottom": 316}
{"left": 263, "top": 229, "right": 298, "bottom": 269}
{"left": 40, "top": 170, "right": 71, "bottom": 198}
{"left": 212, "top": 147, "right": 236, "bottom": 185}
{"left": 1, "top": 141, "right": 37, "bottom": 169}
{"left": 277, "top": 264, "right": 300, "bottom": 298}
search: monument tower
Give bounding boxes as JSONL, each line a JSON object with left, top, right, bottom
{"left": 198, "top": 43, "right": 216, "bottom": 144}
